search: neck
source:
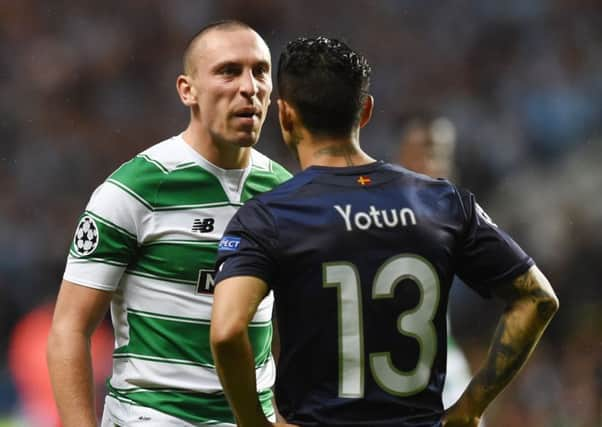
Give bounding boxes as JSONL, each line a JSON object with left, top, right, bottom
{"left": 181, "top": 122, "right": 251, "bottom": 170}
{"left": 294, "top": 128, "right": 375, "bottom": 170}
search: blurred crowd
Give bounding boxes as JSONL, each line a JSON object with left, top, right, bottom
{"left": 1, "top": 1, "right": 601, "bottom": 426}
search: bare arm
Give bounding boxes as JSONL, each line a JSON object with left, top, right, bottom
{"left": 443, "top": 265, "right": 559, "bottom": 426}
{"left": 211, "top": 276, "right": 272, "bottom": 427}
{"left": 210, "top": 276, "right": 298, "bottom": 427}
{"left": 47, "top": 279, "right": 113, "bottom": 427}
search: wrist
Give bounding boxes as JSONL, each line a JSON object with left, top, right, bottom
{"left": 455, "top": 385, "right": 486, "bottom": 419}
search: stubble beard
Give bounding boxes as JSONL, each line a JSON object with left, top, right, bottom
{"left": 210, "top": 126, "right": 260, "bottom": 150}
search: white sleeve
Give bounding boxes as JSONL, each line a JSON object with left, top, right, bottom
{"left": 63, "top": 181, "right": 149, "bottom": 291}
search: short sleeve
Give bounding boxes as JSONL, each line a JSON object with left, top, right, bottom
{"left": 214, "top": 199, "right": 279, "bottom": 287}
{"left": 455, "top": 188, "right": 534, "bottom": 297}
{"left": 63, "top": 181, "right": 141, "bottom": 291}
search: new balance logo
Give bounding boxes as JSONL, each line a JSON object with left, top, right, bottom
{"left": 192, "top": 218, "right": 214, "bottom": 233}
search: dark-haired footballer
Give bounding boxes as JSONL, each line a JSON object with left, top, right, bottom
{"left": 210, "top": 37, "right": 558, "bottom": 427}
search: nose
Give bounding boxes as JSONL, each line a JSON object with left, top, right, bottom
{"left": 239, "top": 69, "right": 258, "bottom": 99}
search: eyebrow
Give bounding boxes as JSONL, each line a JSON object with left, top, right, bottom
{"left": 211, "top": 59, "right": 271, "bottom": 71}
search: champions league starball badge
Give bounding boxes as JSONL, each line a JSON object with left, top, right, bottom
{"left": 73, "top": 215, "right": 100, "bottom": 256}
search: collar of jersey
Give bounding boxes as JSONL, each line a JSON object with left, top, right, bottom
{"left": 304, "top": 160, "right": 384, "bottom": 175}
{"left": 176, "top": 134, "right": 252, "bottom": 203}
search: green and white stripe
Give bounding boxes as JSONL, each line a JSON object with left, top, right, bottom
{"left": 112, "top": 273, "right": 273, "bottom": 323}
{"left": 64, "top": 135, "right": 291, "bottom": 424}
{"left": 105, "top": 388, "right": 275, "bottom": 425}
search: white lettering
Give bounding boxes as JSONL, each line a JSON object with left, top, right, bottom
{"left": 368, "top": 206, "right": 383, "bottom": 228}
{"left": 400, "top": 208, "right": 417, "bottom": 226}
{"left": 355, "top": 212, "right": 372, "bottom": 230}
{"left": 334, "top": 204, "right": 417, "bottom": 232}
{"left": 204, "top": 272, "right": 215, "bottom": 291}
{"left": 334, "top": 204, "right": 353, "bottom": 231}
{"left": 381, "top": 209, "right": 399, "bottom": 227}
{"left": 196, "top": 269, "right": 216, "bottom": 294}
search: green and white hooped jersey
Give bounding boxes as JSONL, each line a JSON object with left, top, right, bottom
{"left": 63, "top": 135, "right": 291, "bottom": 425}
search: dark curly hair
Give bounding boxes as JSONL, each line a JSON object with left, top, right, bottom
{"left": 277, "top": 36, "right": 372, "bottom": 137}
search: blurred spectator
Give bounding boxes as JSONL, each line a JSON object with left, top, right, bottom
{"left": 8, "top": 303, "right": 113, "bottom": 426}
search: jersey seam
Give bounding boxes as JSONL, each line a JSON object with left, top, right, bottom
{"left": 256, "top": 199, "right": 282, "bottom": 269}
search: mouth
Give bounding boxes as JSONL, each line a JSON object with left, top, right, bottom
{"left": 232, "top": 107, "right": 261, "bottom": 121}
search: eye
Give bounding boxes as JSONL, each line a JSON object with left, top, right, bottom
{"left": 217, "top": 64, "right": 241, "bottom": 76}
{"left": 253, "top": 64, "right": 270, "bottom": 78}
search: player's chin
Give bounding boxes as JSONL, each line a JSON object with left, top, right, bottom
{"left": 231, "top": 131, "right": 260, "bottom": 148}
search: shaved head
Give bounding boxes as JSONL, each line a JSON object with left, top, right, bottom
{"left": 175, "top": 19, "right": 273, "bottom": 153}
{"left": 183, "top": 20, "right": 259, "bottom": 75}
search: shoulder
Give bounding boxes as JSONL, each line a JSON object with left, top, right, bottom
{"left": 378, "top": 163, "right": 469, "bottom": 225}
{"left": 377, "top": 163, "right": 460, "bottom": 200}
{"left": 109, "top": 136, "right": 193, "bottom": 183}
{"left": 105, "top": 136, "right": 201, "bottom": 205}
{"left": 252, "top": 168, "right": 317, "bottom": 205}
{"left": 382, "top": 162, "right": 451, "bottom": 187}
{"left": 250, "top": 149, "right": 293, "bottom": 183}
{"left": 80, "top": 138, "right": 189, "bottom": 238}
{"left": 138, "top": 136, "right": 198, "bottom": 171}
{"left": 109, "top": 136, "right": 189, "bottom": 179}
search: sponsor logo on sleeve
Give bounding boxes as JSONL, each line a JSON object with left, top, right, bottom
{"left": 218, "top": 236, "right": 241, "bottom": 251}
{"left": 73, "top": 215, "right": 100, "bottom": 256}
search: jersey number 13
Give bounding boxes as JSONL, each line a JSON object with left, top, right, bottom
{"left": 323, "top": 254, "right": 440, "bottom": 398}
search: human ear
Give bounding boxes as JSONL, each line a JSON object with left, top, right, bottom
{"left": 278, "top": 99, "right": 294, "bottom": 133}
{"left": 359, "top": 95, "right": 374, "bottom": 128}
{"left": 176, "top": 75, "right": 197, "bottom": 107}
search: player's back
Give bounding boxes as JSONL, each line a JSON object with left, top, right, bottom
{"left": 256, "top": 161, "right": 466, "bottom": 426}
{"left": 217, "top": 160, "right": 532, "bottom": 427}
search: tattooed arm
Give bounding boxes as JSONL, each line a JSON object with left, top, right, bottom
{"left": 442, "top": 265, "right": 558, "bottom": 427}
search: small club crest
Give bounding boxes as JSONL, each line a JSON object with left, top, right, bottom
{"left": 356, "top": 175, "right": 371, "bottom": 186}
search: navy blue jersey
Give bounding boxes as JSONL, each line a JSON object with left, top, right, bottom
{"left": 215, "top": 161, "right": 533, "bottom": 427}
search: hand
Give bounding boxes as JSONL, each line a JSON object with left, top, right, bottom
{"left": 441, "top": 401, "right": 481, "bottom": 427}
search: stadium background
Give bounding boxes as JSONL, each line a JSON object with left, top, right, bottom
{"left": 1, "top": 1, "right": 601, "bottom": 426}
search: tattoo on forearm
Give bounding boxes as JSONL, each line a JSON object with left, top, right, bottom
{"left": 475, "top": 268, "right": 557, "bottom": 403}
{"left": 482, "top": 320, "right": 534, "bottom": 388}
{"left": 495, "top": 270, "right": 557, "bottom": 320}
{"left": 313, "top": 145, "right": 358, "bottom": 166}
